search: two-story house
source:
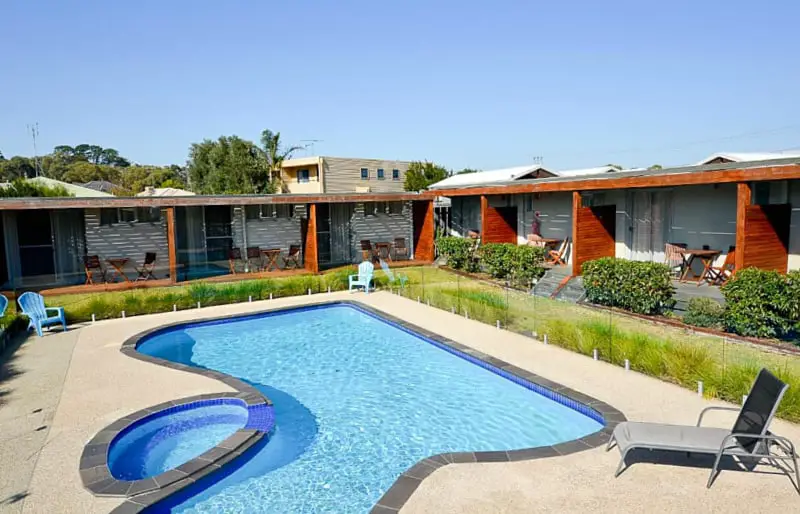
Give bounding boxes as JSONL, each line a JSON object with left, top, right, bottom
{"left": 280, "top": 156, "right": 411, "bottom": 194}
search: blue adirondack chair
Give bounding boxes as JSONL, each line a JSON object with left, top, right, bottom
{"left": 379, "top": 259, "right": 408, "bottom": 290}
{"left": 349, "top": 261, "right": 374, "bottom": 293}
{"left": 18, "top": 292, "right": 67, "bottom": 337}
{"left": 0, "top": 295, "right": 8, "bottom": 319}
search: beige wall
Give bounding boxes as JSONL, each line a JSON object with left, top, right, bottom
{"left": 282, "top": 164, "right": 322, "bottom": 194}
{"left": 322, "top": 157, "right": 410, "bottom": 193}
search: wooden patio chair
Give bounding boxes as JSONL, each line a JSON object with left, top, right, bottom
{"left": 706, "top": 246, "right": 736, "bottom": 285}
{"left": 393, "top": 238, "right": 409, "bottom": 260}
{"left": 283, "top": 245, "right": 302, "bottom": 269}
{"left": 228, "top": 248, "right": 244, "bottom": 274}
{"left": 246, "top": 247, "right": 263, "bottom": 272}
{"left": 664, "top": 242, "right": 687, "bottom": 277}
{"left": 134, "top": 252, "right": 157, "bottom": 281}
{"left": 547, "top": 237, "right": 570, "bottom": 266}
{"left": 83, "top": 255, "right": 106, "bottom": 285}
{"left": 360, "top": 240, "right": 377, "bottom": 262}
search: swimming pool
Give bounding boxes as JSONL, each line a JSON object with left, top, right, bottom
{"left": 108, "top": 400, "right": 248, "bottom": 481}
{"left": 136, "top": 303, "right": 604, "bottom": 513}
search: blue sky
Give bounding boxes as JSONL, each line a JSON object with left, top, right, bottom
{"left": 2, "top": 0, "right": 799, "bottom": 171}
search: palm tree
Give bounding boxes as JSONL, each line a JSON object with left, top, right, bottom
{"left": 260, "top": 129, "right": 304, "bottom": 189}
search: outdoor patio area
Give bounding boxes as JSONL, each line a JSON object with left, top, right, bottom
{"left": 1, "top": 292, "right": 798, "bottom": 513}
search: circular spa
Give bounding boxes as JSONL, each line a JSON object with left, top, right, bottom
{"left": 108, "top": 399, "right": 250, "bottom": 480}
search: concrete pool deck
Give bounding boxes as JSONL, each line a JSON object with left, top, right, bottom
{"left": 3, "top": 291, "right": 799, "bottom": 513}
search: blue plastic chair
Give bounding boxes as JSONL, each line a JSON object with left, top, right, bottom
{"left": 0, "top": 295, "right": 8, "bottom": 319}
{"left": 18, "top": 292, "right": 67, "bottom": 337}
{"left": 349, "top": 261, "right": 374, "bottom": 294}
{"left": 379, "top": 259, "right": 408, "bottom": 290}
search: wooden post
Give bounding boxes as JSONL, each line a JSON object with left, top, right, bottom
{"left": 735, "top": 182, "right": 751, "bottom": 271}
{"left": 165, "top": 207, "right": 178, "bottom": 283}
{"left": 571, "top": 191, "right": 581, "bottom": 276}
{"left": 480, "top": 195, "right": 488, "bottom": 238}
{"left": 305, "top": 203, "right": 319, "bottom": 273}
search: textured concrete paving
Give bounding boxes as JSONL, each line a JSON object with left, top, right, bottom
{"left": 0, "top": 328, "right": 78, "bottom": 513}
{"left": 7, "top": 291, "right": 800, "bottom": 513}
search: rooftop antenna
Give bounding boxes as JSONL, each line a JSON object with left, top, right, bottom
{"left": 301, "top": 139, "right": 323, "bottom": 156}
{"left": 27, "top": 122, "right": 41, "bottom": 176}
{"left": 532, "top": 155, "right": 543, "bottom": 166}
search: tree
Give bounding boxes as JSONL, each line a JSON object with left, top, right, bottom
{"left": 0, "top": 178, "right": 73, "bottom": 198}
{"left": 0, "top": 150, "right": 5, "bottom": 161}
{"left": 61, "top": 161, "right": 116, "bottom": 183}
{"left": 260, "top": 129, "right": 303, "bottom": 189}
{"left": 457, "top": 168, "right": 480, "bottom": 175}
{"left": 403, "top": 161, "right": 449, "bottom": 191}
{"left": 648, "top": 164, "right": 663, "bottom": 170}
{"left": 606, "top": 163, "right": 623, "bottom": 171}
{"left": 0, "top": 156, "right": 36, "bottom": 180}
{"left": 187, "top": 136, "right": 270, "bottom": 194}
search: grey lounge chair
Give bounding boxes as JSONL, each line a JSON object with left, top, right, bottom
{"left": 607, "top": 368, "right": 799, "bottom": 490}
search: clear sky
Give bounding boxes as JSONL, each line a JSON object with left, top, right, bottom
{"left": 2, "top": 0, "right": 799, "bottom": 171}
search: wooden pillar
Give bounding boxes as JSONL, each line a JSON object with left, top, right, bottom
{"left": 571, "top": 191, "right": 581, "bottom": 276}
{"left": 480, "top": 195, "right": 488, "bottom": 237}
{"left": 735, "top": 182, "right": 751, "bottom": 271}
{"left": 304, "top": 203, "right": 319, "bottom": 273}
{"left": 412, "top": 200, "right": 435, "bottom": 261}
{"left": 165, "top": 207, "right": 178, "bottom": 283}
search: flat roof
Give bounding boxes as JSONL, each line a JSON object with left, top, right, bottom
{"left": 0, "top": 191, "right": 427, "bottom": 210}
{"left": 427, "top": 157, "right": 800, "bottom": 197}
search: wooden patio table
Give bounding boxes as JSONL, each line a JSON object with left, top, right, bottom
{"left": 676, "top": 248, "right": 721, "bottom": 283}
{"left": 106, "top": 258, "right": 131, "bottom": 283}
{"left": 260, "top": 248, "right": 282, "bottom": 272}
{"left": 375, "top": 242, "right": 392, "bottom": 262}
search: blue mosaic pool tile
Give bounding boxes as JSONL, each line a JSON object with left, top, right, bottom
{"left": 246, "top": 404, "right": 276, "bottom": 432}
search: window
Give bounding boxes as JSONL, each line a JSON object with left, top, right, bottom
{"left": 275, "top": 204, "right": 294, "bottom": 218}
{"left": 365, "top": 202, "right": 389, "bottom": 215}
{"left": 392, "top": 169, "right": 399, "bottom": 180}
{"left": 753, "top": 182, "right": 771, "bottom": 205}
{"left": 100, "top": 208, "right": 118, "bottom": 226}
{"left": 245, "top": 205, "right": 262, "bottom": 220}
{"left": 298, "top": 169, "right": 310, "bottom": 183}
{"left": 525, "top": 195, "right": 533, "bottom": 212}
{"left": 119, "top": 207, "right": 137, "bottom": 223}
{"left": 136, "top": 207, "right": 161, "bottom": 223}
{"left": 388, "top": 201, "right": 403, "bottom": 215}
{"left": 360, "top": 168, "right": 369, "bottom": 180}
{"left": 377, "top": 168, "right": 385, "bottom": 180}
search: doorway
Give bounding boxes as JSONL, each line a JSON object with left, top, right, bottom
{"left": 19, "top": 210, "right": 56, "bottom": 280}
{"left": 629, "top": 190, "right": 669, "bottom": 262}
{"left": 204, "top": 206, "right": 233, "bottom": 263}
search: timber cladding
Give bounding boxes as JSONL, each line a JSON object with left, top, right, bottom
{"left": 482, "top": 206, "right": 518, "bottom": 244}
{"left": 573, "top": 204, "right": 616, "bottom": 275}
{"left": 741, "top": 203, "right": 791, "bottom": 272}
{"left": 303, "top": 204, "right": 318, "bottom": 273}
{"left": 412, "top": 201, "right": 435, "bottom": 261}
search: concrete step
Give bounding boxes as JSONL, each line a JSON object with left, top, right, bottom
{"left": 554, "top": 276, "right": 586, "bottom": 303}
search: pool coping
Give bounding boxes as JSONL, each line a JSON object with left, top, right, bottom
{"left": 83, "top": 298, "right": 625, "bottom": 514}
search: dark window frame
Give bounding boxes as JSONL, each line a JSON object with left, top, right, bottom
{"left": 360, "top": 168, "right": 369, "bottom": 180}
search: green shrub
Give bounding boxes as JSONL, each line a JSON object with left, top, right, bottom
{"left": 479, "top": 244, "right": 546, "bottom": 284}
{"left": 582, "top": 257, "right": 675, "bottom": 315}
{"left": 682, "top": 297, "right": 725, "bottom": 329}
{"left": 721, "top": 268, "right": 800, "bottom": 339}
{"left": 436, "top": 237, "right": 478, "bottom": 272}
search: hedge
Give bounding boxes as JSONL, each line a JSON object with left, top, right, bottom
{"left": 479, "top": 243, "right": 546, "bottom": 284}
{"left": 721, "top": 268, "right": 800, "bottom": 340}
{"left": 583, "top": 257, "right": 675, "bottom": 315}
{"left": 436, "top": 237, "right": 479, "bottom": 272}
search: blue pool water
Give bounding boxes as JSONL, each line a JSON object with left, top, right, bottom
{"left": 138, "top": 304, "right": 603, "bottom": 513}
{"left": 108, "top": 402, "right": 248, "bottom": 480}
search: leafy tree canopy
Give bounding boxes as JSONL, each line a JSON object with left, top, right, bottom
{"left": 606, "top": 163, "right": 623, "bottom": 171}
{"left": 0, "top": 178, "right": 74, "bottom": 198}
{"left": 648, "top": 164, "right": 663, "bottom": 170}
{"left": 404, "top": 161, "right": 450, "bottom": 191}
{"left": 457, "top": 168, "right": 480, "bottom": 175}
{"left": 187, "top": 135, "right": 275, "bottom": 194}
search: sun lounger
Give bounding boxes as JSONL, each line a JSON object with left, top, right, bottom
{"left": 607, "top": 368, "right": 799, "bottom": 490}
